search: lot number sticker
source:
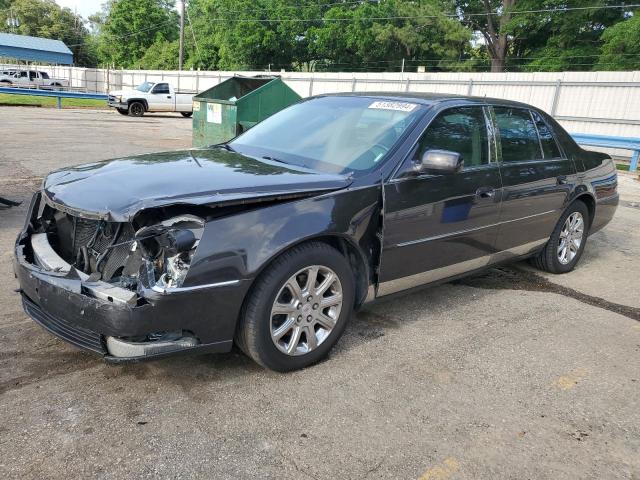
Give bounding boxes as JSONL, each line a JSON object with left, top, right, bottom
{"left": 207, "top": 103, "right": 222, "bottom": 124}
{"left": 368, "top": 101, "right": 417, "bottom": 112}
{"left": 193, "top": 101, "right": 200, "bottom": 112}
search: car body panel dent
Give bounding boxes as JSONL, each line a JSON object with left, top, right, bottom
{"left": 185, "top": 186, "right": 381, "bottom": 290}
{"left": 43, "top": 148, "right": 352, "bottom": 222}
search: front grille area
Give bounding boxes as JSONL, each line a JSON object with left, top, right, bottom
{"left": 23, "top": 295, "right": 106, "bottom": 355}
{"left": 51, "top": 212, "right": 136, "bottom": 281}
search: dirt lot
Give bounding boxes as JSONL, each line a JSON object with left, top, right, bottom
{"left": 1, "top": 107, "right": 639, "bottom": 480}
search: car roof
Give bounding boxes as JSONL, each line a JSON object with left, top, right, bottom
{"left": 321, "top": 91, "right": 534, "bottom": 109}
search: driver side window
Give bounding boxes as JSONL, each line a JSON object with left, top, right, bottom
{"left": 153, "top": 83, "right": 170, "bottom": 94}
{"left": 415, "top": 107, "right": 489, "bottom": 168}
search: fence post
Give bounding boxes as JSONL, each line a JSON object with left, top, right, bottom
{"left": 351, "top": 77, "right": 357, "bottom": 92}
{"left": 467, "top": 79, "right": 474, "bottom": 96}
{"left": 631, "top": 150, "right": 639, "bottom": 172}
{"left": 551, "top": 79, "right": 562, "bottom": 116}
{"left": 309, "top": 75, "right": 314, "bottom": 97}
{"left": 56, "top": 96, "right": 62, "bottom": 109}
{"left": 405, "top": 78, "right": 411, "bottom": 92}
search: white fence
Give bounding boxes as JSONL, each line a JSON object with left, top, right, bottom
{"left": 5, "top": 65, "right": 640, "bottom": 154}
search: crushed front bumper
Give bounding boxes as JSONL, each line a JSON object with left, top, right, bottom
{"left": 14, "top": 194, "right": 248, "bottom": 362}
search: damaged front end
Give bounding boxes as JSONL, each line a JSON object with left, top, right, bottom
{"left": 14, "top": 192, "right": 243, "bottom": 361}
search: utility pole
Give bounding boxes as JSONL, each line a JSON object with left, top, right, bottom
{"left": 178, "top": 0, "right": 185, "bottom": 70}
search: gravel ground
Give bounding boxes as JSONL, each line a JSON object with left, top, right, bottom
{"left": 1, "top": 107, "right": 638, "bottom": 480}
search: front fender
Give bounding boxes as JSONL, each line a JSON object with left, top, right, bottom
{"left": 126, "top": 98, "right": 148, "bottom": 110}
{"left": 184, "top": 186, "right": 381, "bottom": 288}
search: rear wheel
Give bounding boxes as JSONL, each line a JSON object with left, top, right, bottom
{"left": 180, "top": 112, "right": 192, "bottom": 118}
{"left": 128, "top": 101, "right": 145, "bottom": 117}
{"left": 236, "top": 242, "right": 355, "bottom": 372}
{"left": 116, "top": 108, "right": 129, "bottom": 115}
{"left": 530, "top": 200, "right": 590, "bottom": 274}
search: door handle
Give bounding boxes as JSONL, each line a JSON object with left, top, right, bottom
{"left": 556, "top": 175, "right": 568, "bottom": 185}
{"left": 167, "top": 95, "right": 172, "bottom": 99}
{"left": 475, "top": 187, "right": 496, "bottom": 199}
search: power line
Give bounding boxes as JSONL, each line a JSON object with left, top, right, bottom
{"left": 198, "top": 4, "right": 640, "bottom": 23}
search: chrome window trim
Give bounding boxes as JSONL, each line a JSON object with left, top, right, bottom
{"left": 529, "top": 109, "right": 547, "bottom": 160}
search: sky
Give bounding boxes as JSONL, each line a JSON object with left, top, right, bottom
{"left": 55, "top": 0, "right": 104, "bottom": 19}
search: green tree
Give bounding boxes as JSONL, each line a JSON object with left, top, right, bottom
{"left": 0, "top": 0, "right": 97, "bottom": 66}
{"left": 138, "top": 39, "right": 180, "bottom": 69}
{"left": 186, "top": 0, "right": 319, "bottom": 70}
{"left": 597, "top": 14, "right": 640, "bottom": 70}
{"left": 91, "top": 0, "right": 178, "bottom": 68}
{"left": 504, "top": 0, "right": 633, "bottom": 72}
{"left": 455, "top": 0, "right": 517, "bottom": 72}
{"left": 308, "top": 0, "right": 471, "bottom": 72}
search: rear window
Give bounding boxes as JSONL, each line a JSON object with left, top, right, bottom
{"left": 532, "top": 111, "right": 562, "bottom": 159}
{"left": 494, "top": 107, "right": 542, "bottom": 162}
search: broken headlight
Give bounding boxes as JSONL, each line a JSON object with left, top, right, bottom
{"left": 137, "top": 215, "right": 204, "bottom": 291}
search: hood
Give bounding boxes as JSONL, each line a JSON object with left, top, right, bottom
{"left": 43, "top": 149, "right": 352, "bottom": 222}
{"left": 109, "top": 89, "right": 136, "bottom": 97}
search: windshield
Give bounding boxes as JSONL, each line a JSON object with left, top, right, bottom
{"left": 136, "top": 82, "right": 155, "bottom": 92}
{"left": 230, "top": 96, "right": 424, "bottom": 174}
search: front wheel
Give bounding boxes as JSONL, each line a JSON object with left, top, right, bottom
{"left": 128, "top": 101, "right": 145, "bottom": 117}
{"left": 531, "top": 201, "right": 590, "bottom": 274}
{"left": 236, "top": 242, "right": 355, "bottom": 372}
{"left": 180, "top": 112, "right": 192, "bottom": 118}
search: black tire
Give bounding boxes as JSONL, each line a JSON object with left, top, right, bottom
{"left": 116, "top": 108, "right": 129, "bottom": 116}
{"left": 128, "top": 101, "right": 145, "bottom": 117}
{"left": 0, "top": 80, "right": 11, "bottom": 86}
{"left": 180, "top": 112, "right": 192, "bottom": 118}
{"left": 530, "top": 200, "right": 590, "bottom": 274}
{"left": 236, "top": 242, "right": 355, "bottom": 372}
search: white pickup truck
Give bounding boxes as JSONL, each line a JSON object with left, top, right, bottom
{"left": 108, "top": 82, "right": 195, "bottom": 117}
{"left": 0, "top": 69, "right": 69, "bottom": 89}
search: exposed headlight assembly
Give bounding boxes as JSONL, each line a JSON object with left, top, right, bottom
{"left": 137, "top": 215, "right": 204, "bottom": 292}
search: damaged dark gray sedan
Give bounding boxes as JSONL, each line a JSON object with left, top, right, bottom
{"left": 14, "top": 93, "right": 618, "bottom": 371}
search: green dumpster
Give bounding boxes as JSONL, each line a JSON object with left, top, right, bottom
{"left": 192, "top": 75, "right": 301, "bottom": 147}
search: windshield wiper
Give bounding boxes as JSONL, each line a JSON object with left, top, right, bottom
{"left": 213, "top": 143, "right": 236, "bottom": 152}
{"left": 261, "top": 155, "right": 289, "bottom": 165}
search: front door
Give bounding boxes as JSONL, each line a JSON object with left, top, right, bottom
{"left": 150, "top": 83, "right": 174, "bottom": 111}
{"left": 379, "top": 105, "right": 503, "bottom": 296}
{"left": 490, "top": 106, "right": 577, "bottom": 256}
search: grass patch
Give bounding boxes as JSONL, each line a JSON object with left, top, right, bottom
{"left": 0, "top": 93, "right": 107, "bottom": 109}
{"left": 616, "top": 162, "right": 630, "bottom": 171}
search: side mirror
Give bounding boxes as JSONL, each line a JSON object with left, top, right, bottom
{"left": 416, "top": 149, "right": 463, "bottom": 174}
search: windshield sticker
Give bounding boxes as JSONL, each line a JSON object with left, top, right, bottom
{"left": 368, "top": 101, "right": 417, "bottom": 112}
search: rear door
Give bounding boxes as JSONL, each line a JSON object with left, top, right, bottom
{"left": 150, "top": 83, "right": 174, "bottom": 111}
{"left": 378, "top": 105, "right": 503, "bottom": 296}
{"left": 490, "top": 106, "right": 576, "bottom": 256}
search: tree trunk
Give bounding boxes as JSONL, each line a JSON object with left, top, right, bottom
{"left": 491, "top": 56, "right": 505, "bottom": 72}
{"left": 491, "top": 34, "right": 508, "bottom": 72}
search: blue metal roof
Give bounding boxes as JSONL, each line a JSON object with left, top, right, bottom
{"left": 0, "top": 33, "right": 73, "bottom": 65}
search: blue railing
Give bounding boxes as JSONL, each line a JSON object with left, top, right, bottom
{"left": 571, "top": 133, "right": 639, "bottom": 172}
{"left": 0, "top": 86, "right": 107, "bottom": 108}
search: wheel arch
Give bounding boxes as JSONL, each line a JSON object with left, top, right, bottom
{"left": 246, "top": 234, "right": 372, "bottom": 311}
{"left": 568, "top": 190, "right": 596, "bottom": 230}
{"left": 127, "top": 98, "right": 148, "bottom": 111}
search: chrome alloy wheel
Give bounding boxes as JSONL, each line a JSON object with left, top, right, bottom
{"left": 270, "top": 265, "right": 343, "bottom": 356}
{"left": 557, "top": 212, "right": 584, "bottom": 265}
